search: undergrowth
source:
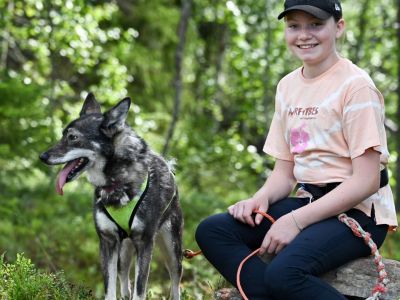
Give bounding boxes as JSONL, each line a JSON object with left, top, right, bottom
{"left": 0, "top": 253, "right": 94, "bottom": 300}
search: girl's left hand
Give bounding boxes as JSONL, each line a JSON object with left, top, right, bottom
{"left": 259, "top": 213, "right": 301, "bottom": 255}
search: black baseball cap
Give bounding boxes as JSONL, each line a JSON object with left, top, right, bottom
{"left": 278, "top": 0, "right": 342, "bottom": 20}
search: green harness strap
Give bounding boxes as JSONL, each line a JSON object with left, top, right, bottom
{"left": 105, "top": 177, "right": 148, "bottom": 235}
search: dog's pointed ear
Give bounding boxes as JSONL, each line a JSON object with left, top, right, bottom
{"left": 80, "top": 93, "right": 101, "bottom": 116}
{"left": 101, "top": 97, "right": 131, "bottom": 137}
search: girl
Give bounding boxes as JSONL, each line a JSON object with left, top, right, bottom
{"left": 195, "top": 0, "right": 398, "bottom": 299}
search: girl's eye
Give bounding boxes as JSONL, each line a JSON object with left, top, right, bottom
{"left": 288, "top": 24, "right": 298, "bottom": 29}
{"left": 311, "top": 22, "right": 323, "bottom": 27}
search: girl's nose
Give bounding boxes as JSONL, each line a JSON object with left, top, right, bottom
{"left": 298, "top": 28, "right": 312, "bottom": 40}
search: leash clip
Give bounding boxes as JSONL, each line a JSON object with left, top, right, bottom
{"left": 183, "top": 249, "right": 202, "bottom": 259}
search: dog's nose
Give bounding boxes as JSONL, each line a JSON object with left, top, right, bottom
{"left": 39, "top": 152, "right": 49, "bottom": 162}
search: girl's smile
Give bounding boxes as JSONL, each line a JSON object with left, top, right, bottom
{"left": 297, "top": 44, "right": 318, "bottom": 49}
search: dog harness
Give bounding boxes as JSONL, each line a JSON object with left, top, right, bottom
{"left": 103, "top": 176, "right": 149, "bottom": 236}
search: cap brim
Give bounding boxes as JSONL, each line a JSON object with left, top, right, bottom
{"left": 278, "top": 5, "right": 332, "bottom": 20}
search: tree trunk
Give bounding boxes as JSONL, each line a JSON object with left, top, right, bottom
{"left": 0, "top": 1, "right": 14, "bottom": 74}
{"left": 352, "top": 0, "right": 370, "bottom": 64}
{"left": 262, "top": 0, "right": 273, "bottom": 128}
{"left": 163, "top": 0, "right": 192, "bottom": 156}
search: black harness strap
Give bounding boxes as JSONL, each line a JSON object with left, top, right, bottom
{"left": 98, "top": 175, "right": 150, "bottom": 237}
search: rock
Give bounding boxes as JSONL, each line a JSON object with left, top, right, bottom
{"left": 215, "top": 258, "right": 400, "bottom": 300}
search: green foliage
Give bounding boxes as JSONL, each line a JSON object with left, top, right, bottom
{"left": 0, "top": 253, "right": 94, "bottom": 300}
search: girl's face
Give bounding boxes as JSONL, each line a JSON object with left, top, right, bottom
{"left": 284, "top": 11, "right": 345, "bottom": 68}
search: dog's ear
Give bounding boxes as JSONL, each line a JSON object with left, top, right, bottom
{"left": 80, "top": 93, "right": 101, "bottom": 116}
{"left": 101, "top": 97, "right": 131, "bottom": 137}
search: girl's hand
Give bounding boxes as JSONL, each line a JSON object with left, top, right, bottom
{"left": 228, "top": 198, "right": 269, "bottom": 227}
{"left": 259, "top": 213, "right": 300, "bottom": 255}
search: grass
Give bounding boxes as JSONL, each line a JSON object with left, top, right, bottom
{"left": 0, "top": 253, "right": 94, "bottom": 300}
{"left": 0, "top": 252, "right": 220, "bottom": 299}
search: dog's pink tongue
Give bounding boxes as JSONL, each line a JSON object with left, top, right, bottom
{"left": 56, "top": 160, "right": 79, "bottom": 195}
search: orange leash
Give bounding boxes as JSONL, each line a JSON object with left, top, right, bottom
{"left": 183, "top": 210, "right": 275, "bottom": 261}
{"left": 186, "top": 211, "right": 388, "bottom": 300}
{"left": 236, "top": 212, "right": 389, "bottom": 300}
{"left": 183, "top": 210, "right": 276, "bottom": 300}
{"left": 183, "top": 249, "right": 202, "bottom": 259}
{"left": 236, "top": 210, "right": 275, "bottom": 300}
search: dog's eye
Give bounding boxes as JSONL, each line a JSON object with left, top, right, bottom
{"left": 68, "top": 134, "right": 78, "bottom": 141}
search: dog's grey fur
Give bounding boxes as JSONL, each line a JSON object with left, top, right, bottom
{"left": 40, "top": 93, "right": 183, "bottom": 300}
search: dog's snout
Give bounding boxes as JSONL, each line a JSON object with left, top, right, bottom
{"left": 39, "top": 152, "right": 49, "bottom": 162}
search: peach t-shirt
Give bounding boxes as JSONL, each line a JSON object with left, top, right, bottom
{"left": 264, "top": 57, "right": 398, "bottom": 229}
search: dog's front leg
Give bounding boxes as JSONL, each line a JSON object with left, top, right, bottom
{"left": 132, "top": 240, "right": 154, "bottom": 300}
{"left": 100, "top": 238, "right": 119, "bottom": 300}
{"left": 118, "top": 239, "right": 134, "bottom": 300}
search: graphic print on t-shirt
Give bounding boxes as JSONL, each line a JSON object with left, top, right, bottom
{"left": 290, "top": 124, "right": 309, "bottom": 154}
{"left": 288, "top": 106, "right": 319, "bottom": 119}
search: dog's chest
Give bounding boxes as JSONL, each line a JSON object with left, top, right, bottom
{"left": 94, "top": 205, "right": 146, "bottom": 236}
{"left": 86, "top": 158, "right": 107, "bottom": 186}
{"left": 95, "top": 209, "right": 118, "bottom": 233}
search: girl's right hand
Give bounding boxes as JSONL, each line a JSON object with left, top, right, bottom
{"left": 228, "top": 198, "right": 269, "bottom": 227}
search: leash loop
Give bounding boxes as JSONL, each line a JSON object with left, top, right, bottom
{"left": 338, "top": 213, "right": 389, "bottom": 300}
{"left": 186, "top": 210, "right": 389, "bottom": 300}
{"left": 236, "top": 212, "right": 389, "bottom": 300}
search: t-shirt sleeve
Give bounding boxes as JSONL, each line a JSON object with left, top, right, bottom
{"left": 342, "top": 85, "right": 385, "bottom": 159}
{"left": 263, "top": 91, "right": 294, "bottom": 161}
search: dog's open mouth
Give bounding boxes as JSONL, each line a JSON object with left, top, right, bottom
{"left": 56, "top": 157, "right": 89, "bottom": 195}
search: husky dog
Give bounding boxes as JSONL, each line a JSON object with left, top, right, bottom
{"left": 39, "top": 93, "right": 183, "bottom": 300}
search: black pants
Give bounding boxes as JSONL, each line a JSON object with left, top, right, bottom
{"left": 196, "top": 197, "right": 388, "bottom": 300}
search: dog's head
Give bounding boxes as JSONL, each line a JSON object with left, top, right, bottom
{"left": 39, "top": 93, "right": 131, "bottom": 195}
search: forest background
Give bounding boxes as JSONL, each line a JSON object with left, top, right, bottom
{"left": 0, "top": 0, "right": 399, "bottom": 298}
